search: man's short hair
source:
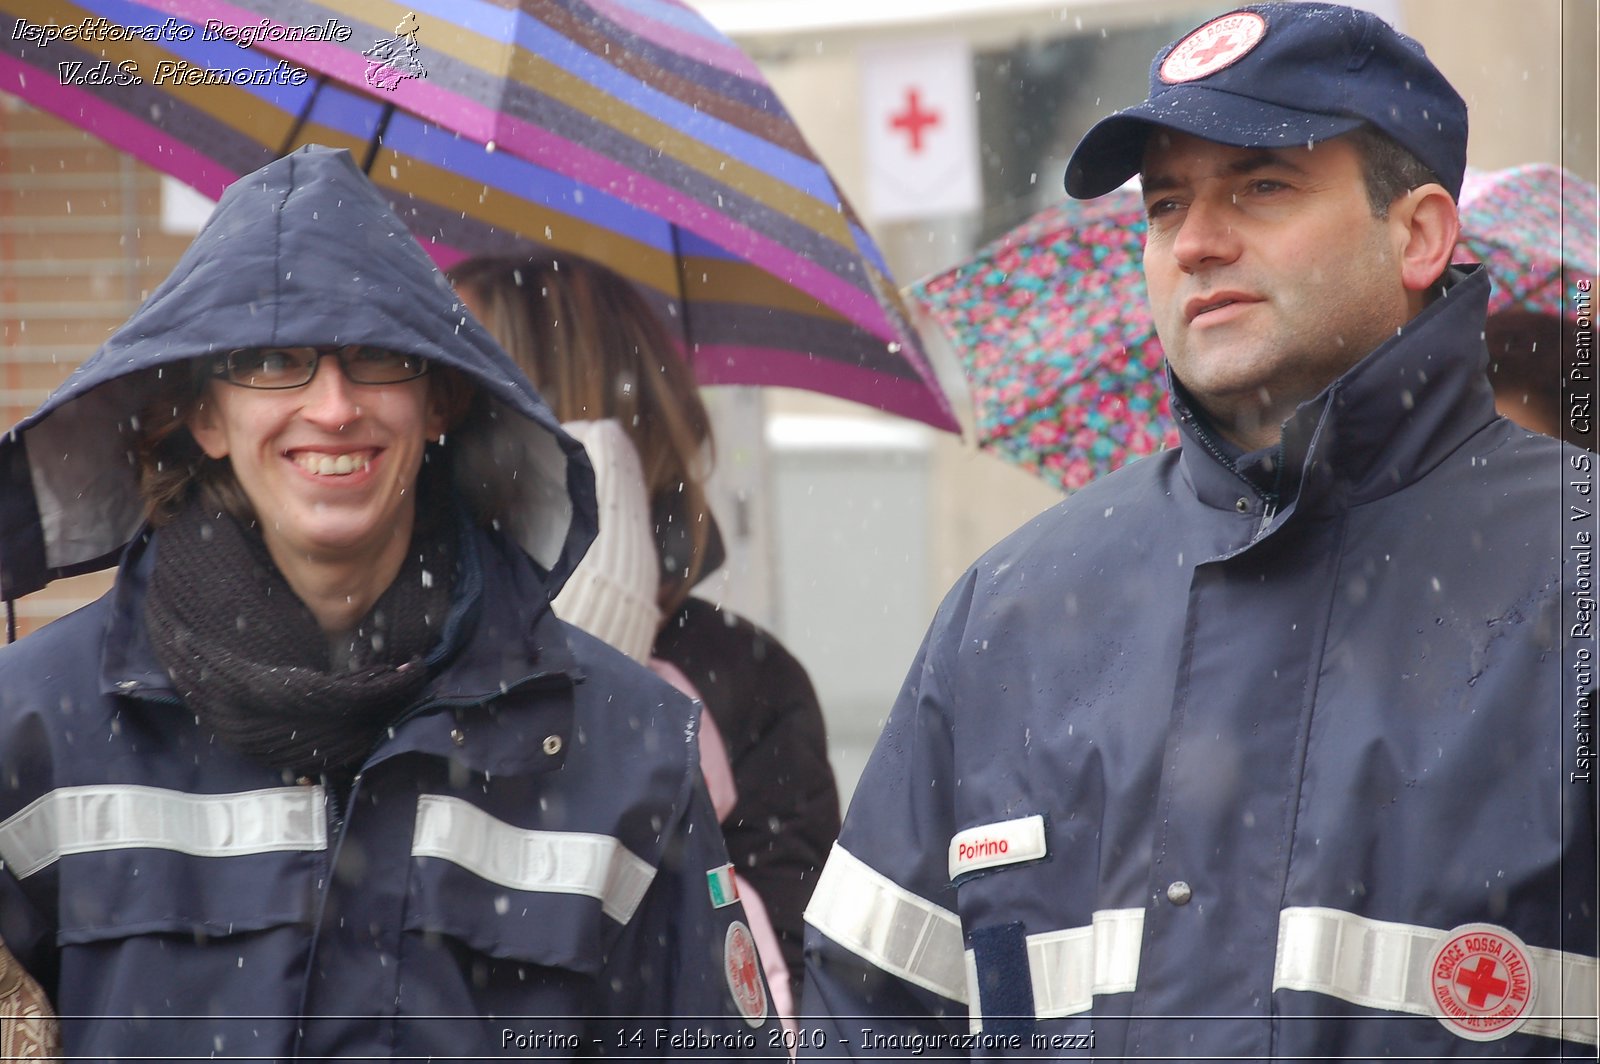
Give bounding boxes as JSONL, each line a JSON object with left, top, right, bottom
{"left": 1346, "top": 125, "right": 1445, "bottom": 219}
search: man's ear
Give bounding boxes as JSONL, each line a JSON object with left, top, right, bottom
{"left": 1391, "top": 183, "right": 1460, "bottom": 295}
{"left": 185, "top": 393, "right": 230, "bottom": 459}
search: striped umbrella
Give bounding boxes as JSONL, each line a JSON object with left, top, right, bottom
{"left": 0, "top": 0, "right": 958, "bottom": 431}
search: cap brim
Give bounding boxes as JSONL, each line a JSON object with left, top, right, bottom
{"left": 1064, "top": 86, "right": 1363, "bottom": 199}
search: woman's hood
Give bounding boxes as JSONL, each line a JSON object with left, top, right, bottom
{"left": 0, "top": 145, "right": 595, "bottom": 602}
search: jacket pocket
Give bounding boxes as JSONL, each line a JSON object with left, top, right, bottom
{"left": 56, "top": 848, "right": 320, "bottom": 944}
{"left": 2, "top": 782, "right": 325, "bottom": 943}
{"left": 49, "top": 847, "right": 319, "bottom": 1056}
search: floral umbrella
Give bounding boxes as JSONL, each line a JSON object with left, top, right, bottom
{"left": 914, "top": 166, "right": 1598, "bottom": 493}
{"left": 1452, "top": 164, "right": 1598, "bottom": 315}
{"left": 912, "top": 186, "right": 1177, "bottom": 493}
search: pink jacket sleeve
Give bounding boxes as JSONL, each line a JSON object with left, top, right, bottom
{"left": 648, "top": 657, "right": 796, "bottom": 1032}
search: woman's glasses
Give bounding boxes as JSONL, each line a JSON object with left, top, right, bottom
{"left": 212, "top": 345, "right": 429, "bottom": 389}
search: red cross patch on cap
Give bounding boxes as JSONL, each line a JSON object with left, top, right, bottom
{"left": 1159, "top": 11, "right": 1267, "bottom": 83}
{"left": 1427, "top": 924, "right": 1537, "bottom": 1041}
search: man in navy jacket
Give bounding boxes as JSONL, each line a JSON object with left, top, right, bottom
{"left": 803, "top": 4, "right": 1597, "bottom": 1057}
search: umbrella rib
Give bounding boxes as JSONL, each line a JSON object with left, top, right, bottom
{"left": 362, "top": 103, "right": 398, "bottom": 175}
{"left": 669, "top": 222, "right": 697, "bottom": 373}
{"left": 278, "top": 74, "right": 328, "bottom": 159}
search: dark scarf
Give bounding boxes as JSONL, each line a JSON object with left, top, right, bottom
{"left": 145, "top": 494, "right": 459, "bottom": 775}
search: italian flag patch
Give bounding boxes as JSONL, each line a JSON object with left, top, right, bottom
{"left": 706, "top": 863, "right": 739, "bottom": 908}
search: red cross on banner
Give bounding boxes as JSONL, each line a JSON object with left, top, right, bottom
{"left": 890, "top": 89, "right": 942, "bottom": 154}
{"left": 861, "top": 38, "right": 981, "bottom": 222}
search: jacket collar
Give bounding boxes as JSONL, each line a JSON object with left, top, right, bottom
{"left": 1171, "top": 266, "right": 1496, "bottom": 519}
{"left": 100, "top": 520, "right": 584, "bottom": 777}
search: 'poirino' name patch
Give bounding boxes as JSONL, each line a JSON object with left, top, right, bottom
{"left": 948, "top": 814, "right": 1047, "bottom": 880}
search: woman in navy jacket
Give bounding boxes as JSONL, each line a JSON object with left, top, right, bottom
{"left": 0, "top": 146, "right": 776, "bottom": 1060}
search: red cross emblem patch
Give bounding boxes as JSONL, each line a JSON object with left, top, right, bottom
{"left": 1159, "top": 12, "right": 1267, "bottom": 84}
{"left": 724, "top": 921, "right": 769, "bottom": 1028}
{"left": 1427, "top": 924, "right": 1537, "bottom": 1040}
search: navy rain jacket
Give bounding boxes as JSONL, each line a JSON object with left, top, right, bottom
{"left": 802, "top": 268, "right": 1598, "bottom": 1058}
{"left": 0, "top": 147, "right": 779, "bottom": 1060}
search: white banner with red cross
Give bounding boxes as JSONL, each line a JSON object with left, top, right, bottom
{"left": 860, "top": 37, "right": 981, "bottom": 223}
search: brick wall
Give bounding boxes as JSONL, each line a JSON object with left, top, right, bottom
{"left": 0, "top": 97, "right": 192, "bottom": 638}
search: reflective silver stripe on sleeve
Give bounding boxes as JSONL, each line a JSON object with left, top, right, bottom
{"left": 965, "top": 949, "right": 982, "bottom": 1034}
{"left": 966, "top": 909, "right": 1145, "bottom": 1032}
{"left": 410, "top": 795, "right": 655, "bottom": 924}
{"left": 1027, "top": 908, "right": 1145, "bottom": 1018}
{"left": 1274, "top": 906, "right": 1598, "bottom": 1047}
{"left": 0, "top": 784, "right": 326, "bottom": 878}
{"left": 803, "top": 842, "right": 969, "bottom": 1004}
{"left": 1531, "top": 943, "right": 1600, "bottom": 1047}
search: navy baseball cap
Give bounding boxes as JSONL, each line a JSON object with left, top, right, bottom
{"left": 1064, "top": 2, "right": 1467, "bottom": 200}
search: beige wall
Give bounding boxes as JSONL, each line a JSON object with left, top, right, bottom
{"left": 0, "top": 100, "right": 196, "bottom": 636}
{"left": 1406, "top": 0, "right": 1595, "bottom": 181}
{"left": 747, "top": 1, "right": 1595, "bottom": 205}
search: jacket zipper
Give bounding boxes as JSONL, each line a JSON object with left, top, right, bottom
{"left": 383, "top": 668, "right": 578, "bottom": 733}
{"left": 1255, "top": 498, "right": 1279, "bottom": 540}
{"left": 287, "top": 668, "right": 575, "bottom": 1059}
{"left": 1252, "top": 440, "right": 1285, "bottom": 541}
{"left": 1177, "top": 406, "right": 1283, "bottom": 540}
{"left": 288, "top": 769, "right": 360, "bottom": 1062}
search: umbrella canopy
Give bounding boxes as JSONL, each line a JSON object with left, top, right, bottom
{"left": 912, "top": 187, "right": 1178, "bottom": 493}
{"left": 915, "top": 166, "right": 1598, "bottom": 492}
{"left": 1453, "top": 163, "right": 1598, "bottom": 315}
{"left": 0, "top": 0, "right": 958, "bottom": 431}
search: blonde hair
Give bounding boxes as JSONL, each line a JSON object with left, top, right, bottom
{"left": 448, "top": 255, "right": 714, "bottom": 613}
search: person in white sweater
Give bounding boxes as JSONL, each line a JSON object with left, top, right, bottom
{"left": 547, "top": 419, "right": 796, "bottom": 1030}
